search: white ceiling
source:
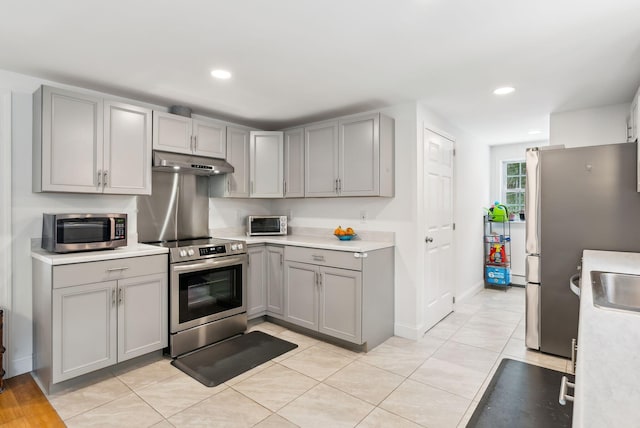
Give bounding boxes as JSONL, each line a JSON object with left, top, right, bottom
{"left": 2, "top": 0, "right": 640, "bottom": 143}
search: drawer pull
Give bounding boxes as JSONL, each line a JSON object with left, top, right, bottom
{"left": 354, "top": 253, "right": 368, "bottom": 258}
{"left": 106, "top": 267, "right": 129, "bottom": 272}
{"left": 311, "top": 255, "right": 325, "bottom": 262}
{"left": 559, "top": 375, "right": 575, "bottom": 405}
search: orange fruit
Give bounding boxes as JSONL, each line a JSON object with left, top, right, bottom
{"left": 334, "top": 226, "right": 345, "bottom": 236}
{"left": 346, "top": 227, "right": 354, "bottom": 235}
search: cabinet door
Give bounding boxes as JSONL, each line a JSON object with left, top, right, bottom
{"left": 339, "top": 113, "right": 380, "bottom": 196}
{"left": 152, "top": 111, "right": 192, "bottom": 155}
{"left": 266, "top": 246, "right": 285, "bottom": 315}
{"left": 225, "top": 126, "right": 251, "bottom": 197}
{"left": 52, "top": 281, "right": 117, "bottom": 382}
{"left": 117, "top": 273, "right": 168, "bottom": 362}
{"left": 284, "top": 261, "right": 318, "bottom": 330}
{"left": 250, "top": 131, "right": 284, "bottom": 198}
{"left": 247, "top": 246, "right": 267, "bottom": 318}
{"left": 104, "top": 101, "right": 152, "bottom": 195}
{"left": 318, "top": 267, "right": 362, "bottom": 344}
{"left": 305, "top": 121, "right": 339, "bottom": 197}
{"left": 193, "top": 118, "right": 226, "bottom": 158}
{"left": 41, "top": 86, "right": 103, "bottom": 193}
{"left": 284, "top": 128, "right": 305, "bottom": 198}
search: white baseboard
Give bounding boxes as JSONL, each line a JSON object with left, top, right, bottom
{"left": 456, "top": 280, "right": 484, "bottom": 303}
{"left": 9, "top": 354, "right": 32, "bottom": 378}
{"left": 394, "top": 322, "right": 420, "bottom": 340}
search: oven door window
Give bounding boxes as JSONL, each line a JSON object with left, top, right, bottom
{"left": 178, "top": 264, "right": 243, "bottom": 323}
{"left": 57, "top": 218, "right": 110, "bottom": 244}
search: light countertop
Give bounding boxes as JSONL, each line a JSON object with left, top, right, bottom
{"left": 213, "top": 233, "right": 395, "bottom": 253}
{"left": 32, "top": 243, "right": 169, "bottom": 265}
{"left": 574, "top": 250, "right": 640, "bottom": 427}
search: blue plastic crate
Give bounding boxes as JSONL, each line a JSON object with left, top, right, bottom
{"left": 486, "top": 266, "right": 511, "bottom": 285}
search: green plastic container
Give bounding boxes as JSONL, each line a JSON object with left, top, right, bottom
{"left": 490, "top": 203, "right": 509, "bottom": 222}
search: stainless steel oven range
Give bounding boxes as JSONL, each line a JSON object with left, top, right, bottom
{"left": 153, "top": 238, "right": 247, "bottom": 357}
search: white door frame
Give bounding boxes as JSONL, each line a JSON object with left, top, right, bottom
{"left": 0, "top": 89, "right": 11, "bottom": 377}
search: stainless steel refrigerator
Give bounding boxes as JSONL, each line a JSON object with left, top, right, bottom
{"left": 525, "top": 142, "right": 640, "bottom": 358}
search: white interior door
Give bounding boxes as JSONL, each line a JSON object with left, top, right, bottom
{"left": 423, "top": 128, "right": 455, "bottom": 331}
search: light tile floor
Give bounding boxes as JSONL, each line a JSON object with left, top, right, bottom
{"left": 44, "top": 287, "right": 570, "bottom": 427}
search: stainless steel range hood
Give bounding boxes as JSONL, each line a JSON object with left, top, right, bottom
{"left": 152, "top": 150, "right": 234, "bottom": 175}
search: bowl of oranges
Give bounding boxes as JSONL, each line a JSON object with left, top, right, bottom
{"left": 334, "top": 226, "right": 357, "bottom": 241}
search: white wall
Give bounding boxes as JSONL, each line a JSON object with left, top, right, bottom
{"left": 550, "top": 103, "right": 630, "bottom": 147}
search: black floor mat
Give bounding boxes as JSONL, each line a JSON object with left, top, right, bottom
{"left": 467, "top": 358, "right": 573, "bottom": 428}
{"left": 171, "top": 331, "right": 298, "bottom": 387}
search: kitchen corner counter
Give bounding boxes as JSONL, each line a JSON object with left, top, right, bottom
{"left": 214, "top": 233, "right": 395, "bottom": 253}
{"left": 575, "top": 250, "right": 640, "bottom": 427}
{"left": 31, "top": 243, "right": 169, "bottom": 265}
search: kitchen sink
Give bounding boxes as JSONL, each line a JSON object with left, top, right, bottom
{"left": 591, "top": 270, "right": 640, "bottom": 313}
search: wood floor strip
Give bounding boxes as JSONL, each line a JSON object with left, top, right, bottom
{"left": 0, "top": 374, "right": 64, "bottom": 427}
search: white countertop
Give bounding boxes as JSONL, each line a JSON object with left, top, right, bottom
{"left": 214, "top": 233, "right": 394, "bottom": 253}
{"left": 574, "top": 250, "right": 640, "bottom": 427}
{"left": 31, "top": 243, "right": 169, "bottom": 265}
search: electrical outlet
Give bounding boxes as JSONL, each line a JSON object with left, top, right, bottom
{"left": 360, "top": 210, "right": 367, "bottom": 222}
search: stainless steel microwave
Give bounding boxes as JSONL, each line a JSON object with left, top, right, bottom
{"left": 247, "top": 215, "right": 287, "bottom": 236}
{"left": 42, "top": 213, "right": 127, "bottom": 253}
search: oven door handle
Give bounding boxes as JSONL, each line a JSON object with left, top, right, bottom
{"left": 172, "top": 255, "right": 247, "bottom": 272}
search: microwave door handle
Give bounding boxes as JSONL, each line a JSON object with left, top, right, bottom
{"left": 110, "top": 217, "right": 116, "bottom": 241}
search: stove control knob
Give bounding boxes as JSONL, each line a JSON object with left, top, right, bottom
{"left": 179, "top": 250, "right": 187, "bottom": 257}
{"left": 236, "top": 243, "right": 243, "bottom": 250}
{"left": 187, "top": 249, "right": 195, "bottom": 256}
{"left": 231, "top": 244, "right": 238, "bottom": 251}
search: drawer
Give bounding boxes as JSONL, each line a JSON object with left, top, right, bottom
{"left": 53, "top": 254, "right": 167, "bottom": 288}
{"left": 284, "top": 246, "right": 362, "bottom": 271}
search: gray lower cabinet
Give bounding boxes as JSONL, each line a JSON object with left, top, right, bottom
{"left": 33, "top": 254, "right": 168, "bottom": 393}
{"left": 283, "top": 246, "right": 393, "bottom": 348}
{"left": 247, "top": 245, "right": 284, "bottom": 319}
{"left": 247, "top": 245, "right": 267, "bottom": 318}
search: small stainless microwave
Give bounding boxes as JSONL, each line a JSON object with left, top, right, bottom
{"left": 42, "top": 213, "right": 127, "bottom": 253}
{"left": 247, "top": 215, "right": 287, "bottom": 236}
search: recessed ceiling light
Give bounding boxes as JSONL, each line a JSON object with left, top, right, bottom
{"left": 493, "top": 86, "right": 515, "bottom": 95}
{"left": 528, "top": 130, "right": 542, "bottom": 135}
{"left": 210, "top": 69, "right": 232, "bottom": 79}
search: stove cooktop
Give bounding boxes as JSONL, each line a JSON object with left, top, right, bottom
{"left": 145, "top": 237, "right": 247, "bottom": 263}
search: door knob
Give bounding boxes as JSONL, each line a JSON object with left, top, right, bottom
{"left": 425, "top": 237, "right": 434, "bottom": 243}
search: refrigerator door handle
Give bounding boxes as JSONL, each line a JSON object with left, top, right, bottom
{"left": 525, "top": 282, "right": 541, "bottom": 350}
{"left": 525, "top": 148, "right": 541, "bottom": 254}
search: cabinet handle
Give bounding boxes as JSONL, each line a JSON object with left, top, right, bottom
{"left": 97, "top": 170, "right": 102, "bottom": 186}
{"left": 354, "top": 252, "right": 368, "bottom": 258}
{"left": 318, "top": 272, "right": 322, "bottom": 287}
{"left": 280, "top": 254, "right": 283, "bottom": 265}
{"left": 194, "top": 135, "right": 198, "bottom": 151}
{"left": 190, "top": 135, "right": 194, "bottom": 152}
{"left": 335, "top": 179, "right": 339, "bottom": 193}
{"left": 283, "top": 180, "right": 287, "bottom": 196}
{"left": 118, "top": 288, "right": 124, "bottom": 305}
{"left": 571, "top": 338, "right": 577, "bottom": 374}
{"left": 106, "top": 267, "right": 129, "bottom": 272}
{"left": 558, "top": 376, "right": 575, "bottom": 405}
{"left": 338, "top": 178, "right": 342, "bottom": 192}
{"left": 227, "top": 179, "right": 231, "bottom": 194}
{"left": 251, "top": 181, "right": 254, "bottom": 195}
{"left": 312, "top": 255, "right": 325, "bottom": 262}
{"left": 103, "top": 170, "right": 108, "bottom": 187}
{"left": 425, "top": 236, "right": 434, "bottom": 243}
{"left": 112, "top": 289, "right": 116, "bottom": 306}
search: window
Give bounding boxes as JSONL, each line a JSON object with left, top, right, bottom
{"left": 502, "top": 160, "right": 526, "bottom": 215}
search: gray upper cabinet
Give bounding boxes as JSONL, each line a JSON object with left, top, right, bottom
{"left": 33, "top": 86, "right": 151, "bottom": 195}
{"left": 192, "top": 117, "right": 227, "bottom": 158}
{"left": 284, "top": 128, "right": 305, "bottom": 198}
{"left": 304, "top": 113, "right": 394, "bottom": 198}
{"left": 250, "top": 131, "right": 284, "bottom": 198}
{"left": 225, "top": 126, "right": 251, "bottom": 197}
{"left": 305, "top": 121, "right": 340, "bottom": 197}
{"left": 152, "top": 111, "right": 227, "bottom": 158}
{"left": 34, "top": 86, "right": 103, "bottom": 193}
{"left": 104, "top": 101, "right": 152, "bottom": 195}
{"left": 339, "top": 114, "right": 380, "bottom": 197}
